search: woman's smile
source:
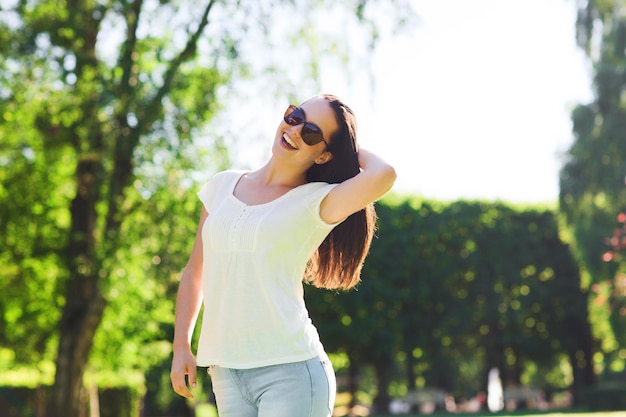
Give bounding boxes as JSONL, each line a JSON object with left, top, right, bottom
{"left": 281, "top": 133, "right": 299, "bottom": 150}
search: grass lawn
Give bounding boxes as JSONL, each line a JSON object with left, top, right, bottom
{"left": 195, "top": 404, "right": 626, "bottom": 417}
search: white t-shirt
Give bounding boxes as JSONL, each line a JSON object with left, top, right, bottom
{"left": 195, "top": 170, "right": 341, "bottom": 368}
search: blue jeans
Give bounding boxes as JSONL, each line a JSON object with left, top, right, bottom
{"left": 207, "top": 355, "right": 336, "bottom": 417}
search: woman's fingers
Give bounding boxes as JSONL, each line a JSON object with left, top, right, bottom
{"left": 171, "top": 354, "right": 197, "bottom": 398}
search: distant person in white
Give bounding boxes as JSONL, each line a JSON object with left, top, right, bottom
{"left": 487, "top": 367, "right": 504, "bottom": 412}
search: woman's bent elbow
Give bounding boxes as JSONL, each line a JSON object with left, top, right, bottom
{"left": 381, "top": 165, "right": 397, "bottom": 191}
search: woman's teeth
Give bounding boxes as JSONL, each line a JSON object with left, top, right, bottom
{"left": 283, "top": 134, "right": 298, "bottom": 149}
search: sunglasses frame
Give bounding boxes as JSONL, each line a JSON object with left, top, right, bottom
{"left": 283, "top": 105, "right": 329, "bottom": 147}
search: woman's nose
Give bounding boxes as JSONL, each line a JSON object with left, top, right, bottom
{"left": 286, "top": 124, "right": 303, "bottom": 138}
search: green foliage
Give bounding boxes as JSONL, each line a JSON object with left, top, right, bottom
{"left": 89, "top": 178, "right": 202, "bottom": 373}
{"left": 0, "top": 102, "right": 72, "bottom": 364}
{"left": 98, "top": 385, "right": 143, "bottom": 417}
{"left": 0, "top": 0, "right": 230, "bottom": 391}
{"left": 582, "top": 382, "right": 626, "bottom": 411}
{"left": 308, "top": 196, "right": 591, "bottom": 405}
{"left": 561, "top": 0, "right": 626, "bottom": 369}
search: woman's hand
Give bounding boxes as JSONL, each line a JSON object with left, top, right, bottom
{"left": 170, "top": 347, "right": 198, "bottom": 398}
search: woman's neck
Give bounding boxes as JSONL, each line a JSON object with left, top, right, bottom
{"left": 252, "top": 160, "right": 307, "bottom": 188}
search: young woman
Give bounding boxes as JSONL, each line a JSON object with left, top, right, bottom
{"left": 170, "top": 93, "right": 396, "bottom": 417}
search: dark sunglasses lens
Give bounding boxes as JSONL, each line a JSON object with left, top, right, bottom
{"left": 301, "top": 124, "right": 324, "bottom": 146}
{"left": 284, "top": 106, "right": 304, "bottom": 125}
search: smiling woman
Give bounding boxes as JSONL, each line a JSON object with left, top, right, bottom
{"left": 170, "top": 93, "right": 396, "bottom": 417}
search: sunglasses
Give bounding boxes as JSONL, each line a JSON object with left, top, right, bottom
{"left": 283, "top": 105, "right": 329, "bottom": 147}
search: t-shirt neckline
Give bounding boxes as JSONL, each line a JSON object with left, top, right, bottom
{"left": 229, "top": 171, "right": 311, "bottom": 208}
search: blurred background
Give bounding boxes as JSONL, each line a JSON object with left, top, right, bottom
{"left": 1, "top": 0, "right": 625, "bottom": 416}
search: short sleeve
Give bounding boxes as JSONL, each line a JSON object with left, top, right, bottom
{"left": 197, "top": 178, "right": 216, "bottom": 212}
{"left": 304, "top": 182, "right": 343, "bottom": 226}
{"left": 196, "top": 170, "right": 242, "bottom": 213}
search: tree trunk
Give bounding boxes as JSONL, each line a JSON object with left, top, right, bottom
{"left": 50, "top": 281, "right": 106, "bottom": 417}
{"left": 372, "top": 357, "right": 392, "bottom": 414}
{"left": 405, "top": 344, "right": 416, "bottom": 391}
{"left": 565, "top": 314, "right": 596, "bottom": 406}
{"left": 49, "top": 157, "right": 106, "bottom": 417}
{"left": 347, "top": 359, "right": 359, "bottom": 412}
{"left": 43, "top": 2, "right": 214, "bottom": 414}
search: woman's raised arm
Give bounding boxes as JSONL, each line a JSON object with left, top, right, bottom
{"left": 320, "top": 148, "right": 396, "bottom": 224}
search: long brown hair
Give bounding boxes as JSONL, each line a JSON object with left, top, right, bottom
{"left": 304, "top": 94, "right": 377, "bottom": 290}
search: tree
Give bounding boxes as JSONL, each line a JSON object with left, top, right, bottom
{"left": 560, "top": 0, "right": 626, "bottom": 370}
{"left": 2, "top": 1, "right": 226, "bottom": 415}
{"left": 308, "top": 197, "right": 594, "bottom": 411}
{"left": 0, "top": 1, "right": 414, "bottom": 415}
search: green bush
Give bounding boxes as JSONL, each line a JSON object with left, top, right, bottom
{"left": 99, "top": 386, "right": 142, "bottom": 417}
{"left": 0, "top": 384, "right": 143, "bottom": 417}
{"left": 0, "top": 386, "right": 49, "bottom": 417}
{"left": 581, "top": 382, "right": 626, "bottom": 411}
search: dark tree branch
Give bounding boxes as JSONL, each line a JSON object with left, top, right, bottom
{"left": 144, "top": 0, "right": 217, "bottom": 124}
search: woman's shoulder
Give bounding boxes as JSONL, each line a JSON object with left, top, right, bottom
{"left": 300, "top": 181, "right": 338, "bottom": 202}
{"left": 210, "top": 169, "right": 247, "bottom": 182}
{"left": 303, "top": 181, "right": 335, "bottom": 191}
{"left": 198, "top": 170, "right": 245, "bottom": 201}
{"left": 200, "top": 169, "right": 246, "bottom": 189}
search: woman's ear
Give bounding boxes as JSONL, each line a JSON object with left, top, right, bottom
{"left": 314, "top": 151, "right": 333, "bottom": 165}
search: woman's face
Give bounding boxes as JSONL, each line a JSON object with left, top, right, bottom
{"left": 273, "top": 97, "right": 338, "bottom": 165}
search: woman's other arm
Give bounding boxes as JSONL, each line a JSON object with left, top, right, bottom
{"left": 170, "top": 207, "right": 207, "bottom": 398}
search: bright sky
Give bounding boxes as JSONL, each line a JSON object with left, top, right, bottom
{"left": 225, "top": 0, "right": 594, "bottom": 204}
